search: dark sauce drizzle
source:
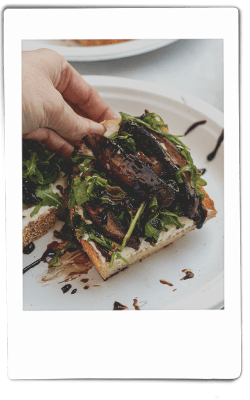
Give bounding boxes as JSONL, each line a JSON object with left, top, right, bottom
{"left": 23, "top": 258, "right": 41, "bottom": 274}
{"left": 180, "top": 269, "right": 194, "bottom": 280}
{"left": 23, "top": 241, "right": 60, "bottom": 274}
{"left": 184, "top": 120, "right": 223, "bottom": 162}
{"left": 207, "top": 129, "right": 224, "bottom": 161}
{"left": 23, "top": 242, "right": 35, "bottom": 255}
{"left": 56, "top": 184, "right": 64, "bottom": 195}
{"left": 159, "top": 279, "right": 173, "bottom": 286}
{"left": 184, "top": 120, "right": 207, "bottom": 136}
{"left": 113, "top": 301, "right": 129, "bottom": 310}
{"left": 61, "top": 284, "right": 72, "bottom": 293}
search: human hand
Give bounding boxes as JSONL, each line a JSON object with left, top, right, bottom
{"left": 22, "top": 48, "right": 117, "bottom": 159}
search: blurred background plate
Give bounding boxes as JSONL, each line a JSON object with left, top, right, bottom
{"left": 22, "top": 39, "right": 178, "bottom": 61}
{"left": 23, "top": 76, "right": 224, "bottom": 311}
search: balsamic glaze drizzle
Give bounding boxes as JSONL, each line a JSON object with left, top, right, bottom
{"left": 207, "top": 129, "right": 224, "bottom": 161}
{"left": 23, "top": 258, "right": 42, "bottom": 274}
{"left": 184, "top": 120, "right": 223, "bottom": 162}
{"left": 23, "top": 242, "right": 35, "bottom": 255}
{"left": 23, "top": 244, "right": 57, "bottom": 274}
{"left": 61, "top": 284, "right": 72, "bottom": 293}
{"left": 184, "top": 120, "right": 207, "bottom": 136}
{"left": 113, "top": 301, "right": 128, "bottom": 310}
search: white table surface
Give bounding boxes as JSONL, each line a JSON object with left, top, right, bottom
{"left": 69, "top": 39, "right": 224, "bottom": 113}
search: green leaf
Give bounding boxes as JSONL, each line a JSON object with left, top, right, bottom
{"left": 72, "top": 177, "right": 91, "bottom": 205}
{"left": 116, "top": 252, "right": 130, "bottom": 264}
{"left": 160, "top": 210, "right": 185, "bottom": 229}
{"left": 175, "top": 164, "right": 195, "bottom": 184}
{"left": 148, "top": 197, "right": 158, "bottom": 210}
{"left": 120, "top": 112, "right": 167, "bottom": 134}
{"left": 120, "top": 110, "right": 199, "bottom": 166}
{"left": 120, "top": 201, "right": 146, "bottom": 252}
{"left": 30, "top": 186, "right": 64, "bottom": 217}
{"left": 87, "top": 233, "right": 112, "bottom": 250}
{"left": 22, "top": 153, "right": 44, "bottom": 184}
{"left": 111, "top": 132, "right": 137, "bottom": 153}
{"left": 175, "top": 163, "right": 207, "bottom": 199}
{"left": 109, "top": 249, "right": 129, "bottom": 268}
{"left": 144, "top": 219, "right": 161, "bottom": 242}
{"left": 196, "top": 177, "right": 207, "bottom": 186}
{"left": 23, "top": 140, "right": 69, "bottom": 185}
{"left": 68, "top": 173, "right": 126, "bottom": 208}
{"left": 48, "top": 249, "right": 66, "bottom": 267}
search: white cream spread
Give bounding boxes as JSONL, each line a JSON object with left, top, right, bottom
{"left": 80, "top": 217, "right": 193, "bottom": 267}
{"left": 120, "top": 216, "right": 193, "bottom": 260}
{"left": 22, "top": 205, "right": 52, "bottom": 228}
{"left": 22, "top": 173, "right": 67, "bottom": 228}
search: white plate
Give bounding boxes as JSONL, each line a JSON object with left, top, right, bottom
{"left": 23, "top": 76, "right": 224, "bottom": 311}
{"left": 21, "top": 39, "right": 178, "bottom": 61}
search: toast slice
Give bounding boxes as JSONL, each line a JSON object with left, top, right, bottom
{"left": 22, "top": 140, "right": 69, "bottom": 249}
{"left": 70, "top": 115, "right": 217, "bottom": 280}
{"left": 72, "top": 188, "right": 216, "bottom": 280}
{"left": 22, "top": 174, "right": 68, "bottom": 248}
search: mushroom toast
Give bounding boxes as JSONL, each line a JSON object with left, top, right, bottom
{"left": 67, "top": 112, "right": 217, "bottom": 280}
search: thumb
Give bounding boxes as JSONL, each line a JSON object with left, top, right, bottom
{"left": 45, "top": 90, "right": 106, "bottom": 143}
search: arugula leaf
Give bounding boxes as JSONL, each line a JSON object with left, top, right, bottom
{"left": 144, "top": 207, "right": 185, "bottom": 243}
{"left": 70, "top": 177, "right": 91, "bottom": 206}
{"left": 68, "top": 174, "right": 126, "bottom": 208}
{"left": 148, "top": 197, "right": 158, "bottom": 210}
{"left": 23, "top": 140, "right": 69, "bottom": 186}
{"left": 175, "top": 164, "right": 207, "bottom": 200}
{"left": 70, "top": 212, "right": 113, "bottom": 251}
{"left": 120, "top": 112, "right": 168, "bottom": 134}
{"left": 22, "top": 153, "right": 44, "bottom": 184}
{"left": 48, "top": 249, "right": 66, "bottom": 267}
{"left": 23, "top": 140, "right": 70, "bottom": 213}
{"left": 87, "top": 234, "right": 112, "bottom": 250}
{"left": 160, "top": 210, "right": 185, "bottom": 230}
{"left": 109, "top": 249, "right": 129, "bottom": 268}
{"left": 30, "top": 186, "right": 64, "bottom": 217}
{"left": 120, "top": 201, "right": 146, "bottom": 252}
{"left": 110, "top": 131, "right": 137, "bottom": 153}
{"left": 120, "top": 111, "right": 192, "bottom": 161}
{"left": 144, "top": 218, "right": 161, "bottom": 243}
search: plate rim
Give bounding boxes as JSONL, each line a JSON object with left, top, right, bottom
{"left": 22, "top": 39, "right": 178, "bottom": 61}
{"left": 83, "top": 75, "right": 224, "bottom": 130}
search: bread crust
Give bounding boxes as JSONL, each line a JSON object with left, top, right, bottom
{"left": 22, "top": 174, "right": 68, "bottom": 248}
{"left": 72, "top": 118, "right": 217, "bottom": 280}
{"left": 23, "top": 208, "right": 59, "bottom": 248}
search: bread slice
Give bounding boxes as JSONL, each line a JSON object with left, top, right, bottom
{"left": 72, "top": 118, "right": 217, "bottom": 280}
{"left": 22, "top": 174, "right": 68, "bottom": 248}
{"left": 74, "top": 189, "right": 216, "bottom": 280}
{"left": 23, "top": 207, "right": 59, "bottom": 248}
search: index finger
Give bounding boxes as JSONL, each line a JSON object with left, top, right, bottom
{"left": 56, "top": 61, "right": 117, "bottom": 123}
